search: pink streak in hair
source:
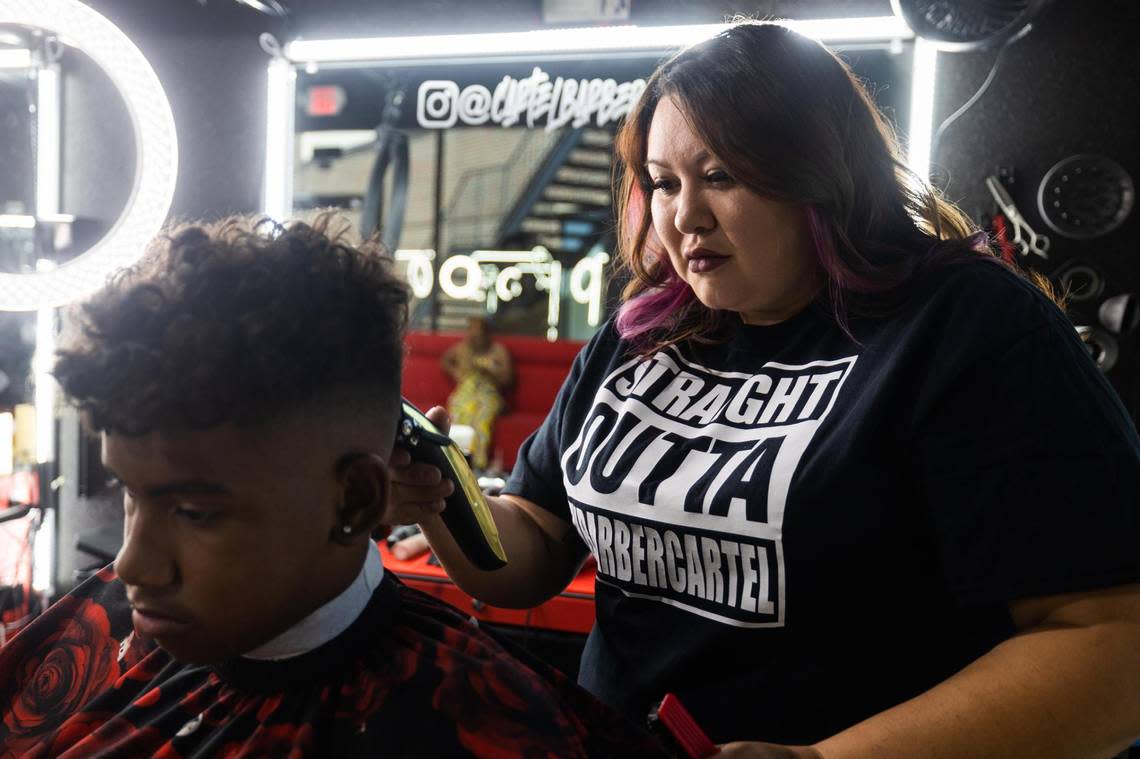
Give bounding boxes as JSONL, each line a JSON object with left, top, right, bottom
{"left": 618, "top": 202, "right": 996, "bottom": 345}
{"left": 616, "top": 270, "right": 695, "bottom": 344}
{"left": 965, "top": 230, "right": 991, "bottom": 253}
{"left": 807, "top": 207, "right": 994, "bottom": 292}
{"left": 805, "top": 205, "right": 890, "bottom": 294}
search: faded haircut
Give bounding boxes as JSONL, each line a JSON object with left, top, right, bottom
{"left": 53, "top": 212, "right": 409, "bottom": 437}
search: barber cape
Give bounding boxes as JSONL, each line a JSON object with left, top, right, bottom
{"left": 0, "top": 554, "right": 664, "bottom": 758}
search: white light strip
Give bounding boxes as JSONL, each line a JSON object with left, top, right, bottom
{"left": 0, "top": 0, "right": 178, "bottom": 312}
{"left": 0, "top": 214, "right": 36, "bottom": 229}
{"left": 907, "top": 38, "right": 937, "bottom": 181}
{"left": 33, "top": 260, "right": 56, "bottom": 464}
{"left": 0, "top": 214, "right": 76, "bottom": 229}
{"left": 32, "top": 56, "right": 59, "bottom": 465}
{"left": 785, "top": 16, "right": 913, "bottom": 42}
{"left": 0, "top": 48, "right": 32, "bottom": 68}
{"left": 263, "top": 57, "right": 296, "bottom": 222}
{"left": 0, "top": 412, "right": 12, "bottom": 476}
{"left": 284, "top": 16, "right": 913, "bottom": 63}
{"left": 32, "top": 259, "right": 56, "bottom": 594}
{"left": 32, "top": 508, "right": 54, "bottom": 593}
{"left": 37, "top": 213, "right": 75, "bottom": 224}
{"left": 35, "top": 64, "right": 61, "bottom": 217}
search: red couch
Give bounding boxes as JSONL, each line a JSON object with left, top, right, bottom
{"left": 401, "top": 331, "right": 585, "bottom": 470}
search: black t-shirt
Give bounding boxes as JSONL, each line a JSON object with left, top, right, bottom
{"left": 503, "top": 259, "right": 1140, "bottom": 745}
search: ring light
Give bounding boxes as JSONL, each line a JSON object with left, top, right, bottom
{"left": 0, "top": 0, "right": 178, "bottom": 311}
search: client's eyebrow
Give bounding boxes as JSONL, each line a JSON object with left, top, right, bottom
{"left": 103, "top": 468, "right": 231, "bottom": 499}
{"left": 143, "top": 481, "right": 231, "bottom": 499}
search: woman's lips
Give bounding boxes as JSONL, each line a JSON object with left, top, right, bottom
{"left": 132, "top": 608, "right": 192, "bottom": 639}
{"left": 687, "top": 255, "right": 729, "bottom": 273}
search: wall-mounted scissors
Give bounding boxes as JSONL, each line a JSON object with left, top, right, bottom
{"left": 986, "top": 175, "right": 1051, "bottom": 259}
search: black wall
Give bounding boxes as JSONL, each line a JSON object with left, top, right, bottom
{"left": 933, "top": 0, "right": 1140, "bottom": 416}
{"left": 80, "top": 0, "right": 286, "bottom": 221}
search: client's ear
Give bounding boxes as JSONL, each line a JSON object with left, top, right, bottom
{"left": 331, "top": 452, "right": 389, "bottom": 545}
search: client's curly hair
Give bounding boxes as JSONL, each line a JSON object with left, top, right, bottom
{"left": 53, "top": 212, "right": 409, "bottom": 435}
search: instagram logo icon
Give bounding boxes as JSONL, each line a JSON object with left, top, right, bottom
{"left": 417, "top": 80, "right": 460, "bottom": 128}
{"left": 418, "top": 81, "right": 493, "bottom": 128}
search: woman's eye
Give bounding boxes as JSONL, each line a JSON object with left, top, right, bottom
{"left": 649, "top": 178, "right": 676, "bottom": 193}
{"left": 705, "top": 170, "right": 732, "bottom": 184}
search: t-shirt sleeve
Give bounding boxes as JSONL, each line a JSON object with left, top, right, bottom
{"left": 909, "top": 291, "right": 1140, "bottom": 605}
{"left": 501, "top": 322, "right": 614, "bottom": 524}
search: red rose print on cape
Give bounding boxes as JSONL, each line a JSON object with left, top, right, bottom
{"left": 333, "top": 647, "right": 418, "bottom": 725}
{"left": 42, "top": 710, "right": 114, "bottom": 755}
{"left": 47, "top": 715, "right": 170, "bottom": 759}
{"left": 430, "top": 638, "right": 583, "bottom": 758}
{"left": 1, "top": 598, "right": 121, "bottom": 752}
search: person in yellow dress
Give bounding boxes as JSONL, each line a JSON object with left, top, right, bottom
{"left": 440, "top": 317, "right": 513, "bottom": 469}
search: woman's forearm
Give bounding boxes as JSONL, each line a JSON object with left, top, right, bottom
{"left": 418, "top": 494, "right": 584, "bottom": 609}
{"left": 814, "top": 620, "right": 1140, "bottom": 759}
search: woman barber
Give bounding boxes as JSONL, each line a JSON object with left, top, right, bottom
{"left": 389, "top": 21, "right": 1140, "bottom": 757}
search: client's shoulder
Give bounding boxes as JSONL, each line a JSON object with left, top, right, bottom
{"left": 349, "top": 575, "right": 667, "bottom": 757}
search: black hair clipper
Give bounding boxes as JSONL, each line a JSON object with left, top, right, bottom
{"left": 396, "top": 399, "right": 507, "bottom": 570}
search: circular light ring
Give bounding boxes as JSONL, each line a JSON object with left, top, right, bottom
{"left": 0, "top": 0, "right": 177, "bottom": 311}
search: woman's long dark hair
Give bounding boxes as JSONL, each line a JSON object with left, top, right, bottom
{"left": 614, "top": 21, "right": 1007, "bottom": 354}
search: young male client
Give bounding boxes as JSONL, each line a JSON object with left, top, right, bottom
{"left": 0, "top": 215, "right": 663, "bottom": 757}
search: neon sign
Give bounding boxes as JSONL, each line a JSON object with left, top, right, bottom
{"left": 396, "top": 247, "right": 609, "bottom": 339}
{"left": 417, "top": 67, "right": 645, "bottom": 131}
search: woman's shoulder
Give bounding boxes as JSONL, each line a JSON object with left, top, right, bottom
{"left": 906, "top": 257, "right": 1067, "bottom": 339}
{"left": 556, "top": 318, "right": 649, "bottom": 392}
{"left": 578, "top": 316, "right": 629, "bottom": 360}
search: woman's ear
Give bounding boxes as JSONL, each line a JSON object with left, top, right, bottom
{"left": 331, "top": 452, "right": 389, "bottom": 545}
